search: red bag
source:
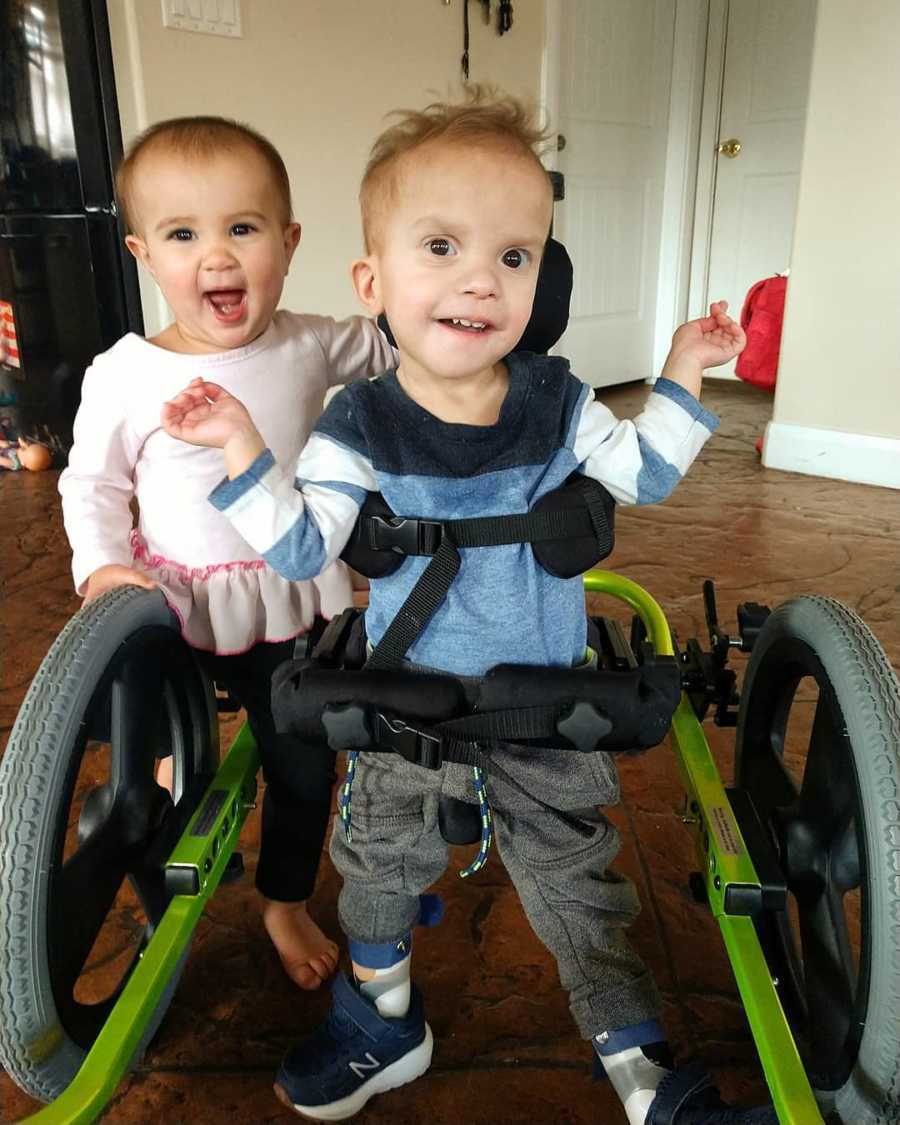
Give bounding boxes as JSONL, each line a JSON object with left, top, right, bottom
{"left": 734, "top": 273, "right": 787, "bottom": 392}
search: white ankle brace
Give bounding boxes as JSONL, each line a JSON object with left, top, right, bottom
{"left": 598, "top": 1043, "right": 670, "bottom": 1125}
{"left": 358, "top": 953, "right": 411, "bottom": 1018}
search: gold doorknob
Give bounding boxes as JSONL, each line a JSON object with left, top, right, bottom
{"left": 717, "top": 138, "right": 742, "bottom": 158}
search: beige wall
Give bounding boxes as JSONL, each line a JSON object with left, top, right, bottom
{"left": 771, "top": 0, "right": 900, "bottom": 442}
{"left": 107, "top": 0, "right": 546, "bottom": 335}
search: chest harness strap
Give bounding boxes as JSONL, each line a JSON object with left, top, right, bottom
{"left": 349, "top": 473, "right": 615, "bottom": 669}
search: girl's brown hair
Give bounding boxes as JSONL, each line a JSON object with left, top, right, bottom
{"left": 116, "top": 115, "right": 292, "bottom": 233}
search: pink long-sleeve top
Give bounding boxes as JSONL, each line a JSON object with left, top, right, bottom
{"left": 59, "top": 311, "right": 394, "bottom": 654}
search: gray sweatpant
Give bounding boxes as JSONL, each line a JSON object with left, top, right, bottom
{"left": 329, "top": 742, "right": 661, "bottom": 1038}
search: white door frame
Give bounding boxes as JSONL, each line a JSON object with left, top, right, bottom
{"left": 540, "top": 0, "right": 711, "bottom": 383}
{"left": 685, "top": 0, "right": 729, "bottom": 324}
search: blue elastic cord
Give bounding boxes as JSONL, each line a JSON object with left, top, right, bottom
{"left": 459, "top": 765, "right": 493, "bottom": 878}
{"left": 338, "top": 748, "right": 360, "bottom": 841}
{"left": 340, "top": 754, "right": 494, "bottom": 879}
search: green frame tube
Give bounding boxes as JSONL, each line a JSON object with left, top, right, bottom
{"left": 20, "top": 572, "right": 824, "bottom": 1124}
{"left": 584, "top": 570, "right": 822, "bottom": 1125}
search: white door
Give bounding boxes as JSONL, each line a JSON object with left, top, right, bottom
{"left": 703, "top": 0, "right": 817, "bottom": 378}
{"left": 550, "top": 1, "right": 676, "bottom": 388}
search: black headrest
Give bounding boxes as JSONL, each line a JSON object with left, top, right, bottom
{"left": 376, "top": 236, "right": 573, "bottom": 357}
{"left": 514, "top": 237, "right": 573, "bottom": 354}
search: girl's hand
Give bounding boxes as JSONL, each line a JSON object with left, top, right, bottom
{"left": 161, "top": 379, "right": 266, "bottom": 477}
{"left": 669, "top": 300, "right": 746, "bottom": 371}
{"left": 84, "top": 564, "right": 156, "bottom": 603}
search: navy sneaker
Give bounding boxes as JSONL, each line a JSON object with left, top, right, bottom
{"left": 274, "top": 972, "right": 432, "bottom": 1121}
{"left": 646, "top": 1063, "right": 778, "bottom": 1124}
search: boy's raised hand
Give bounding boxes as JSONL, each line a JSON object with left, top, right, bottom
{"left": 161, "top": 378, "right": 266, "bottom": 479}
{"left": 671, "top": 300, "right": 746, "bottom": 369}
{"left": 162, "top": 378, "right": 245, "bottom": 447}
{"left": 660, "top": 300, "right": 746, "bottom": 398}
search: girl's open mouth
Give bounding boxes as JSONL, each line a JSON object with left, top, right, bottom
{"left": 205, "top": 290, "right": 247, "bottom": 324}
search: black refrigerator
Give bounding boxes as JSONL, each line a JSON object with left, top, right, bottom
{"left": 0, "top": 0, "right": 142, "bottom": 454}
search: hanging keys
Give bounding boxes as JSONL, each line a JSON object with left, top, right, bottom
{"left": 461, "top": 0, "right": 470, "bottom": 79}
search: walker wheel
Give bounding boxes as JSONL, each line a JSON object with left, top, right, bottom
{"left": 735, "top": 596, "right": 900, "bottom": 1124}
{"left": 0, "top": 587, "right": 219, "bottom": 1101}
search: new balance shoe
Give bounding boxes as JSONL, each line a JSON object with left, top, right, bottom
{"left": 274, "top": 972, "right": 432, "bottom": 1121}
{"left": 646, "top": 1063, "right": 778, "bottom": 1124}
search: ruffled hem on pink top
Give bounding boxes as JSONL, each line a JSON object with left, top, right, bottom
{"left": 130, "top": 530, "right": 352, "bottom": 655}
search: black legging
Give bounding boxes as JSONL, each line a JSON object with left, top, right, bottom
{"left": 196, "top": 636, "right": 336, "bottom": 902}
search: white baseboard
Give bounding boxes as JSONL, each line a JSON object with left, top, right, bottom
{"left": 763, "top": 421, "right": 900, "bottom": 489}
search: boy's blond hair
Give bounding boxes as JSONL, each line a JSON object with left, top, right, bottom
{"left": 360, "top": 85, "right": 552, "bottom": 252}
{"left": 116, "top": 115, "right": 293, "bottom": 234}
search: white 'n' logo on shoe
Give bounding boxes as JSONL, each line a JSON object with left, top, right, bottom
{"left": 349, "top": 1052, "right": 381, "bottom": 1079}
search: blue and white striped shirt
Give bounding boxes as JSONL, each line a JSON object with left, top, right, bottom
{"left": 210, "top": 352, "right": 718, "bottom": 675}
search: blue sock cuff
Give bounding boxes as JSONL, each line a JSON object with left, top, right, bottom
{"left": 347, "top": 895, "right": 443, "bottom": 969}
{"left": 593, "top": 1019, "right": 666, "bottom": 1056}
{"left": 348, "top": 934, "right": 411, "bottom": 970}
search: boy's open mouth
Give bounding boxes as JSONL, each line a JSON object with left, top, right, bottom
{"left": 440, "top": 317, "right": 490, "bottom": 333}
{"left": 205, "top": 289, "right": 247, "bottom": 324}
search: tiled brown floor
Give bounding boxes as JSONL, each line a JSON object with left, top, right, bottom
{"left": 2, "top": 380, "right": 898, "bottom": 1124}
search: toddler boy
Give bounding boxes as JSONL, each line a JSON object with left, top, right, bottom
{"left": 162, "top": 90, "right": 774, "bottom": 1124}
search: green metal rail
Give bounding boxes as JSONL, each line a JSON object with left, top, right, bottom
{"left": 584, "top": 570, "right": 822, "bottom": 1125}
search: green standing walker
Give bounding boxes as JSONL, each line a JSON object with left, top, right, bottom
{"left": 1, "top": 569, "right": 898, "bottom": 1124}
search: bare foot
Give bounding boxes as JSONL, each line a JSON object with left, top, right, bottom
{"left": 155, "top": 755, "right": 174, "bottom": 795}
{"left": 261, "top": 898, "right": 339, "bottom": 991}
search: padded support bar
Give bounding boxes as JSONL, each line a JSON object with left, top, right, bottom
{"left": 273, "top": 652, "right": 680, "bottom": 757}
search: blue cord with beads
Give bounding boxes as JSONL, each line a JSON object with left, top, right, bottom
{"left": 338, "top": 749, "right": 360, "bottom": 842}
{"left": 339, "top": 750, "right": 494, "bottom": 877}
{"left": 458, "top": 764, "right": 493, "bottom": 878}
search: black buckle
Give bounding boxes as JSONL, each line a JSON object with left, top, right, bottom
{"left": 369, "top": 516, "right": 443, "bottom": 557}
{"left": 311, "top": 607, "right": 362, "bottom": 667}
{"left": 374, "top": 712, "right": 443, "bottom": 769}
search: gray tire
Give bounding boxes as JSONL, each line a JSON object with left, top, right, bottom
{"left": 0, "top": 587, "right": 219, "bottom": 1102}
{"left": 735, "top": 595, "right": 900, "bottom": 1124}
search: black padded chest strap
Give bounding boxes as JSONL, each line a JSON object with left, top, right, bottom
{"left": 365, "top": 484, "right": 612, "bottom": 671}
{"left": 369, "top": 495, "right": 607, "bottom": 560}
{"left": 450, "top": 486, "right": 610, "bottom": 552}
